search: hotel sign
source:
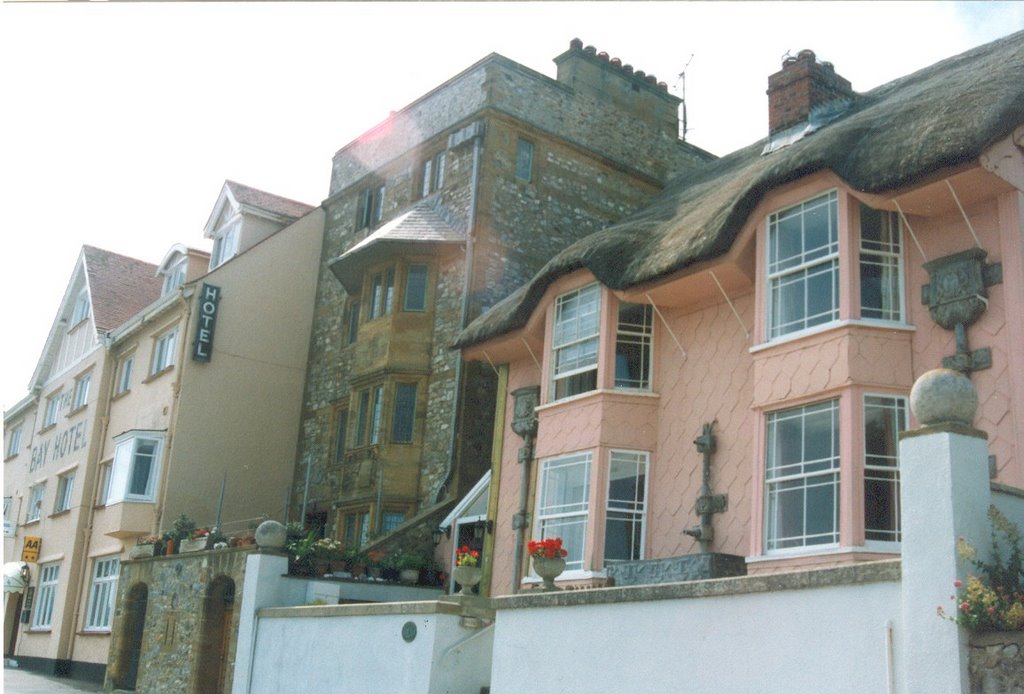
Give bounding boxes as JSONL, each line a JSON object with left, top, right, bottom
{"left": 192, "top": 283, "right": 221, "bottom": 362}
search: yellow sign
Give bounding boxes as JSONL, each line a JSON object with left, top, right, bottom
{"left": 22, "top": 536, "right": 41, "bottom": 563}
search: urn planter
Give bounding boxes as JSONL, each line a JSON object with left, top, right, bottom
{"left": 452, "top": 566, "right": 483, "bottom": 595}
{"left": 532, "top": 556, "right": 566, "bottom": 591}
{"left": 179, "top": 538, "right": 207, "bottom": 553}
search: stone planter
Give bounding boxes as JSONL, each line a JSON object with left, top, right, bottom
{"left": 399, "top": 568, "right": 420, "bottom": 584}
{"left": 451, "top": 565, "right": 483, "bottom": 595}
{"left": 969, "top": 630, "right": 1024, "bottom": 692}
{"left": 532, "top": 555, "right": 566, "bottom": 591}
{"left": 179, "top": 538, "right": 207, "bottom": 553}
{"left": 129, "top": 544, "right": 155, "bottom": 560}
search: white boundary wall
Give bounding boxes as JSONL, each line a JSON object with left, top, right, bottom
{"left": 491, "top": 580, "right": 900, "bottom": 693}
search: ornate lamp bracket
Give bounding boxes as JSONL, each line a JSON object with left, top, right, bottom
{"left": 921, "top": 248, "right": 1002, "bottom": 374}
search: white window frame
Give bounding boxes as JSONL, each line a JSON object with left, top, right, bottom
{"left": 863, "top": 394, "right": 907, "bottom": 544}
{"left": 6, "top": 426, "right": 22, "bottom": 458}
{"left": 43, "top": 392, "right": 61, "bottom": 428}
{"left": 614, "top": 302, "right": 653, "bottom": 390}
{"left": 766, "top": 190, "right": 840, "bottom": 340}
{"left": 96, "top": 461, "right": 113, "bottom": 506}
{"left": 27, "top": 484, "right": 45, "bottom": 522}
{"left": 210, "top": 222, "right": 239, "bottom": 269}
{"left": 3, "top": 496, "right": 13, "bottom": 536}
{"left": 116, "top": 354, "right": 134, "bottom": 395}
{"left": 150, "top": 328, "right": 178, "bottom": 375}
{"left": 764, "top": 399, "right": 840, "bottom": 552}
{"left": 162, "top": 256, "right": 188, "bottom": 296}
{"left": 71, "top": 289, "right": 91, "bottom": 326}
{"left": 84, "top": 555, "right": 120, "bottom": 631}
{"left": 535, "top": 452, "right": 592, "bottom": 572}
{"left": 858, "top": 204, "right": 904, "bottom": 323}
{"left": 420, "top": 151, "right": 446, "bottom": 197}
{"left": 551, "top": 283, "right": 601, "bottom": 401}
{"left": 72, "top": 372, "right": 91, "bottom": 410}
{"left": 32, "top": 562, "right": 60, "bottom": 629}
{"left": 54, "top": 471, "right": 75, "bottom": 513}
{"left": 108, "top": 433, "right": 165, "bottom": 503}
{"left": 604, "top": 450, "right": 649, "bottom": 565}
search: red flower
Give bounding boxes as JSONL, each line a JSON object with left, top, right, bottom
{"left": 528, "top": 537, "right": 568, "bottom": 559}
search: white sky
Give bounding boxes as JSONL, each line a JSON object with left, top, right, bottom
{"left": 1, "top": 1, "right": 1022, "bottom": 412}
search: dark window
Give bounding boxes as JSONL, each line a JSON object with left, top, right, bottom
{"left": 419, "top": 151, "right": 446, "bottom": 198}
{"left": 615, "top": 303, "right": 653, "bottom": 389}
{"left": 346, "top": 300, "right": 360, "bottom": 344}
{"left": 391, "top": 383, "right": 417, "bottom": 443}
{"left": 368, "top": 269, "right": 395, "bottom": 320}
{"left": 403, "top": 264, "right": 428, "bottom": 312}
{"left": 355, "top": 390, "right": 370, "bottom": 447}
{"left": 515, "top": 139, "right": 534, "bottom": 182}
{"left": 333, "top": 410, "right": 348, "bottom": 465}
{"left": 357, "top": 185, "right": 385, "bottom": 229}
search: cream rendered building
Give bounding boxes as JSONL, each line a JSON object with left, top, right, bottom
{"left": 3, "top": 181, "right": 323, "bottom": 683}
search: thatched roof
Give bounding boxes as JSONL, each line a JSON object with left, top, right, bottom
{"left": 456, "top": 30, "right": 1024, "bottom": 349}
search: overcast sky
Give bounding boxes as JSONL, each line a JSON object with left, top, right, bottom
{"left": 1, "top": 1, "right": 1022, "bottom": 412}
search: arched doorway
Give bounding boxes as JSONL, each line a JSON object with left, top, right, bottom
{"left": 193, "top": 576, "right": 235, "bottom": 694}
{"left": 113, "top": 582, "right": 148, "bottom": 690}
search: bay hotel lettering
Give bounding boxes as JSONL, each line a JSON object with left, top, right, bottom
{"left": 192, "top": 283, "right": 221, "bottom": 362}
{"left": 31, "top": 420, "right": 89, "bottom": 472}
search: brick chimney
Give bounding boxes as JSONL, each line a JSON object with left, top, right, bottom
{"left": 767, "top": 50, "right": 853, "bottom": 135}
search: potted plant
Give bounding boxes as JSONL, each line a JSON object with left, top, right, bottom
{"left": 130, "top": 535, "right": 161, "bottom": 559}
{"left": 180, "top": 527, "right": 211, "bottom": 553}
{"left": 528, "top": 537, "right": 568, "bottom": 591}
{"left": 366, "top": 548, "right": 386, "bottom": 579}
{"left": 452, "top": 545, "right": 482, "bottom": 595}
{"left": 161, "top": 514, "right": 197, "bottom": 555}
{"left": 285, "top": 529, "right": 318, "bottom": 576}
{"left": 343, "top": 546, "right": 368, "bottom": 578}
{"left": 314, "top": 537, "right": 343, "bottom": 575}
{"left": 397, "top": 552, "right": 430, "bottom": 584}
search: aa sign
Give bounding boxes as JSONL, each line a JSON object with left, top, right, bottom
{"left": 22, "top": 536, "right": 41, "bottom": 563}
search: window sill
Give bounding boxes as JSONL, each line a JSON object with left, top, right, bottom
{"left": 748, "top": 544, "right": 901, "bottom": 564}
{"left": 28, "top": 628, "right": 53, "bottom": 634}
{"left": 78, "top": 629, "right": 112, "bottom": 636}
{"left": 68, "top": 405, "right": 88, "bottom": 417}
{"left": 143, "top": 366, "right": 174, "bottom": 384}
{"left": 522, "top": 568, "right": 605, "bottom": 584}
{"left": 539, "top": 388, "right": 660, "bottom": 411}
{"left": 24, "top": 518, "right": 41, "bottom": 526}
{"left": 48, "top": 510, "right": 71, "bottom": 519}
{"left": 4, "top": 454, "right": 19, "bottom": 463}
{"left": 750, "top": 319, "right": 915, "bottom": 354}
{"left": 39, "top": 423, "right": 57, "bottom": 434}
{"left": 111, "top": 389, "right": 131, "bottom": 401}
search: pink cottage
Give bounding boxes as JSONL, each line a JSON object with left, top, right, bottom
{"left": 455, "top": 32, "right": 1024, "bottom": 593}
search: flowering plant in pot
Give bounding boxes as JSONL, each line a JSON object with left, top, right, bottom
{"left": 528, "top": 537, "right": 568, "bottom": 590}
{"left": 452, "top": 545, "right": 483, "bottom": 595}
{"left": 130, "top": 535, "right": 162, "bottom": 558}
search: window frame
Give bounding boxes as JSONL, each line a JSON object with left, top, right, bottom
{"left": 31, "top": 562, "right": 60, "bottom": 630}
{"left": 515, "top": 138, "right": 534, "bottom": 182}
{"left": 115, "top": 354, "right": 135, "bottom": 396}
{"left": 550, "top": 283, "right": 602, "bottom": 402}
{"left": 96, "top": 461, "right": 113, "bottom": 506}
{"left": 367, "top": 268, "right": 395, "bottom": 321}
{"left": 72, "top": 372, "right": 91, "bottom": 411}
{"left": 402, "top": 264, "right": 429, "bottom": 313}
{"left": 535, "top": 452, "right": 592, "bottom": 572}
{"left": 614, "top": 303, "right": 653, "bottom": 391}
{"left": 603, "top": 450, "right": 649, "bottom": 566}
{"left": 27, "top": 483, "right": 45, "bottom": 522}
{"left": 84, "top": 555, "right": 120, "bottom": 632}
{"left": 345, "top": 298, "right": 360, "bottom": 345}
{"left": 43, "top": 391, "right": 62, "bottom": 428}
{"left": 391, "top": 383, "right": 417, "bottom": 444}
{"left": 765, "top": 190, "right": 840, "bottom": 340}
{"left": 357, "top": 184, "right": 385, "bottom": 230}
{"left": 108, "top": 433, "right": 165, "bottom": 504}
{"left": 6, "top": 425, "right": 22, "bottom": 458}
{"left": 419, "top": 151, "right": 446, "bottom": 198}
{"left": 858, "top": 204, "right": 905, "bottom": 323}
{"left": 332, "top": 408, "right": 348, "bottom": 466}
{"left": 54, "top": 471, "right": 75, "bottom": 513}
{"left": 162, "top": 256, "right": 188, "bottom": 296}
{"left": 863, "top": 394, "right": 907, "bottom": 544}
{"left": 150, "top": 328, "right": 178, "bottom": 375}
{"left": 209, "top": 221, "right": 239, "bottom": 270}
{"left": 70, "top": 289, "right": 91, "bottom": 326}
{"left": 764, "top": 399, "right": 841, "bottom": 552}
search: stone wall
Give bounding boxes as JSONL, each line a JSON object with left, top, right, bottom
{"left": 104, "top": 547, "right": 253, "bottom": 693}
{"left": 969, "top": 631, "right": 1024, "bottom": 693}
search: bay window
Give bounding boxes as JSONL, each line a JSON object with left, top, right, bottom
{"left": 614, "top": 303, "right": 653, "bottom": 390}
{"left": 368, "top": 268, "right": 395, "bottom": 320}
{"left": 859, "top": 204, "right": 903, "bottom": 322}
{"left": 551, "top": 283, "right": 601, "bottom": 401}
{"left": 764, "top": 399, "right": 840, "bottom": 551}
{"left": 354, "top": 385, "right": 384, "bottom": 447}
{"left": 108, "top": 432, "right": 164, "bottom": 503}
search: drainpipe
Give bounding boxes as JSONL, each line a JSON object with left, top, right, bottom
{"left": 435, "top": 124, "right": 484, "bottom": 503}
{"left": 508, "top": 386, "right": 540, "bottom": 593}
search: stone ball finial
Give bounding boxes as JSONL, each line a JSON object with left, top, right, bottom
{"left": 910, "top": 368, "right": 978, "bottom": 427}
{"left": 254, "top": 520, "right": 287, "bottom": 550}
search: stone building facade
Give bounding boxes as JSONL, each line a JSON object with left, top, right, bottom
{"left": 293, "top": 39, "right": 713, "bottom": 547}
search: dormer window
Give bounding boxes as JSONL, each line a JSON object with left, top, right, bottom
{"left": 71, "top": 289, "right": 91, "bottom": 326}
{"left": 210, "top": 222, "right": 239, "bottom": 269}
{"left": 162, "top": 257, "right": 188, "bottom": 296}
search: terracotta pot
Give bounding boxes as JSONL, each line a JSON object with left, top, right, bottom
{"left": 452, "top": 565, "right": 483, "bottom": 595}
{"left": 164, "top": 539, "right": 176, "bottom": 555}
{"left": 532, "top": 555, "right": 566, "bottom": 591}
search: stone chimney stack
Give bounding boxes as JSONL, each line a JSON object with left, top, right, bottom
{"left": 767, "top": 50, "right": 853, "bottom": 136}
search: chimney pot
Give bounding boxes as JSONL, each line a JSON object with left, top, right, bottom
{"left": 570, "top": 38, "right": 583, "bottom": 51}
{"left": 635, "top": 70, "right": 646, "bottom": 79}
{"left": 584, "top": 45, "right": 597, "bottom": 56}
{"left": 610, "top": 57, "right": 621, "bottom": 67}
{"left": 623, "top": 64, "right": 634, "bottom": 75}
{"left": 597, "top": 51, "right": 609, "bottom": 62}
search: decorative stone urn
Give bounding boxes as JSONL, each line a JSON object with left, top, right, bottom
{"left": 451, "top": 565, "right": 483, "bottom": 595}
{"left": 532, "top": 556, "right": 566, "bottom": 591}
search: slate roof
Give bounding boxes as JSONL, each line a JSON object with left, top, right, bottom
{"left": 225, "top": 180, "right": 315, "bottom": 220}
{"left": 82, "top": 245, "right": 163, "bottom": 333}
{"left": 330, "top": 198, "right": 466, "bottom": 293}
{"left": 456, "top": 30, "right": 1024, "bottom": 349}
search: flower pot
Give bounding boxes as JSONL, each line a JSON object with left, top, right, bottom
{"left": 452, "top": 565, "right": 483, "bottom": 595}
{"left": 532, "top": 556, "right": 566, "bottom": 591}
{"left": 180, "top": 538, "right": 207, "bottom": 553}
{"left": 130, "top": 544, "right": 155, "bottom": 560}
{"left": 399, "top": 568, "right": 420, "bottom": 584}
{"left": 164, "top": 539, "right": 176, "bottom": 556}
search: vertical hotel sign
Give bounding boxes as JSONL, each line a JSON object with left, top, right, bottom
{"left": 192, "top": 284, "right": 221, "bottom": 362}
